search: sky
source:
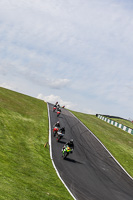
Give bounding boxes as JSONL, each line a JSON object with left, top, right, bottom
{"left": 0, "top": 0, "right": 133, "bottom": 120}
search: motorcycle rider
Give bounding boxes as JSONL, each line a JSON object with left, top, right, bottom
{"left": 57, "top": 104, "right": 60, "bottom": 110}
{"left": 59, "top": 127, "right": 65, "bottom": 134}
{"left": 53, "top": 121, "right": 60, "bottom": 136}
{"left": 57, "top": 107, "right": 61, "bottom": 112}
{"left": 57, "top": 107, "right": 61, "bottom": 117}
{"left": 56, "top": 127, "right": 65, "bottom": 142}
{"left": 62, "top": 139, "right": 74, "bottom": 151}
{"left": 53, "top": 121, "right": 60, "bottom": 127}
{"left": 53, "top": 103, "right": 57, "bottom": 112}
{"left": 53, "top": 104, "right": 57, "bottom": 108}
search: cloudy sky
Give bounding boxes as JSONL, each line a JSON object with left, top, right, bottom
{"left": 0, "top": 0, "right": 133, "bottom": 119}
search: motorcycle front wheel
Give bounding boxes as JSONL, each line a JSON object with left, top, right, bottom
{"left": 63, "top": 151, "right": 68, "bottom": 159}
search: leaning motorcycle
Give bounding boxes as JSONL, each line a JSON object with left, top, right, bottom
{"left": 56, "top": 130, "right": 65, "bottom": 142}
{"left": 57, "top": 110, "right": 61, "bottom": 117}
{"left": 62, "top": 145, "right": 73, "bottom": 159}
{"left": 53, "top": 126, "right": 59, "bottom": 137}
{"left": 53, "top": 106, "right": 56, "bottom": 112}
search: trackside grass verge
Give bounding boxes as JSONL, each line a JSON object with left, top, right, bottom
{"left": 70, "top": 110, "right": 133, "bottom": 177}
{"left": 0, "top": 87, "right": 73, "bottom": 200}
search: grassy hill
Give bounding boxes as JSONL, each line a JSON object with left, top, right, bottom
{"left": 70, "top": 111, "right": 133, "bottom": 177}
{"left": 0, "top": 87, "right": 73, "bottom": 200}
{"left": 1, "top": 87, "right": 132, "bottom": 200}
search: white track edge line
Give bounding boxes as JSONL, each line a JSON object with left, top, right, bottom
{"left": 47, "top": 103, "right": 77, "bottom": 200}
{"left": 69, "top": 110, "right": 133, "bottom": 181}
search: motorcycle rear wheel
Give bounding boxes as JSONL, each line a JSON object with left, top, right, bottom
{"left": 53, "top": 131, "right": 56, "bottom": 137}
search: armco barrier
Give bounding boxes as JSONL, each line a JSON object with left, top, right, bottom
{"left": 97, "top": 114, "right": 133, "bottom": 135}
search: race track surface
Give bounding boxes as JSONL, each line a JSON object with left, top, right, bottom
{"left": 48, "top": 103, "right": 133, "bottom": 200}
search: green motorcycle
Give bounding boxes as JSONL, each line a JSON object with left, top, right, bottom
{"left": 62, "top": 145, "right": 73, "bottom": 159}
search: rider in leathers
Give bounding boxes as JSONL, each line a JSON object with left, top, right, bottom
{"left": 53, "top": 121, "right": 60, "bottom": 127}
{"left": 63, "top": 139, "right": 74, "bottom": 151}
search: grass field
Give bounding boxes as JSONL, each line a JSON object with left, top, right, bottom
{"left": 70, "top": 110, "right": 133, "bottom": 177}
{"left": 0, "top": 87, "right": 73, "bottom": 200}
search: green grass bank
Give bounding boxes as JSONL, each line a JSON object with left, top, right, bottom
{"left": 0, "top": 87, "right": 73, "bottom": 200}
{"left": 71, "top": 110, "right": 133, "bottom": 177}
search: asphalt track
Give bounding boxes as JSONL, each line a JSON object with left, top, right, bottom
{"left": 48, "top": 103, "right": 133, "bottom": 200}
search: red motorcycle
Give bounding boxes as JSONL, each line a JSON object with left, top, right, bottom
{"left": 53, "top": 106, "right": 56, "bottom": 112}
{"left": 53, "top": 127, "right": 59, "bottom": 136}
{"left": 57, "top": 108, "right": 61, "bottom": 117}
{"left": 57, "top": 110, "right": 61, "bottom": 117}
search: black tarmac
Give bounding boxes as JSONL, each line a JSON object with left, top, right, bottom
{"left": 48, "top": 103, "right": 133, "bottom": 200}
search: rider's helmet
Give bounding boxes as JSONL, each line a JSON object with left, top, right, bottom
{"left": 70, "top": 139, "right": 73, "bottom": 144}
{"left": 57, "top": 121, "right": 60, "bottom": 125}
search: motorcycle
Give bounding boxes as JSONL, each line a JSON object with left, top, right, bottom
{"left": 57, "top": 110, "right": 61, "bottom": 117}
{"left": 62, "top": 145, "right": 73, "bottom": 159}
{"left": 56, "top": 128, "right": 65, "bottom": 142}
{"left": 53, "top": 126, "right": 59, "bottom": 137}
{"left": 53, "top": 106, "right": 56, "bottom": 112}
